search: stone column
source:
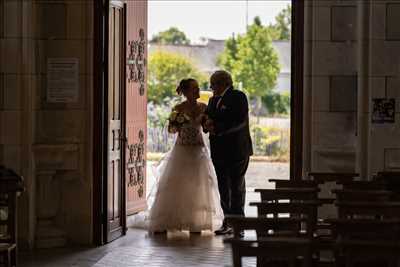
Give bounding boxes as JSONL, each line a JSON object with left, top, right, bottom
{"left": 21, "top": 0, "right": 37, "bottom": 248}
{"left": 302, "top": 0, "right": 314, "bottom": 178}
{"left": 356, "top": 0, "right": 371, "bottom": 179}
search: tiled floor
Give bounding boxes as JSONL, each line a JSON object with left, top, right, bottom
{"left": 94, "top": 231, "right": 257, "bottom": 267}
{"left": 20, "top": 229, "right": 256, "bottom": 267}
{"left": 19, "top": 186, "right": 263, "bottom": 267}
{"left": 20, "top": 163, "right": 288, "bottom": 267}
{"left": 20, "top": 186, "right": 263, "bottom": 267}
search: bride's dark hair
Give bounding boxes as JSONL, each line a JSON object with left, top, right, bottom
{"left": 176, "top": 78, "right": 196, "bottom": 96}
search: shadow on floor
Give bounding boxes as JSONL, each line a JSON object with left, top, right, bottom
{"left": 20, "top": 229, "right": 257, "bottom": 267}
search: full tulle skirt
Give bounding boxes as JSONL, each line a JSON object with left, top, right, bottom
{"left": 130, "top": 143, "right": 223, "bottom": 232}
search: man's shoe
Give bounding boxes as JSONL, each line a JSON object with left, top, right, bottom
{"left": 190, "top": 231, "right": 202, "bottom": 235}
{"left": 214, "top": 225, "right": 233, "bottom": 235}
{"left": 152, "top": 230, "right": 167, "bottom": 234}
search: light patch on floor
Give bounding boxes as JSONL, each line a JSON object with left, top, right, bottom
{"left": 94, "top": 245, "right": 256, "bottom": 267}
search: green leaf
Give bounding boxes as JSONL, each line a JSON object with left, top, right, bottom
{"left": 218, "top": 19, "right": 281, "bottom": 99}
{"left": 148, "top": 51, "right": 207, "bottom": 104}
{"left": 150, "top": 27, "right": 191, "bottom": 45}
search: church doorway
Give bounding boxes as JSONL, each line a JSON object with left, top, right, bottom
{"left": 92, "top": 0, "right": 304, "bottom": 245}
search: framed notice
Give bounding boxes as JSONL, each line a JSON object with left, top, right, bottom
{"left": 372, "top": 98, "right": 395, "bottom": 124}
{"left": 47, "top": 58, "right": 79, "bottom": 103}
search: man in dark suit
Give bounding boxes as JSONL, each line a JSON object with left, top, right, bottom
{"left": 204, "top": 70, "right": 253, "bottom": 235}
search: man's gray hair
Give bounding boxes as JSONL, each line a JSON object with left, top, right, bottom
{"left": 211, "top": 70, "right": 233, "bottom": 88}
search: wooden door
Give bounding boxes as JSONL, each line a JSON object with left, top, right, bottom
{"left": 106, "top": 1, "right": 126, "bottom": 242}
{"left": 125, "top": 0, "right": 148, "bottom": 215}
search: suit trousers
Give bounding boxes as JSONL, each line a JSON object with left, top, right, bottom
{"left": 212, "top": 157, "right": 249, "bottom": 223}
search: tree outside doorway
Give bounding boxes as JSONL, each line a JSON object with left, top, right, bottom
{"left": 147, "top": 5, "right": 292, "bottom": 162}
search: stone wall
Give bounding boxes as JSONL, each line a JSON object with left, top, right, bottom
{"left": 0, "top": 0, "right": 93, "bottom": 248}
{"left": 303, "top": 0, "right": 400, "bottom": 178}
{"left": 302, "top": 0, "right": 400, "bottom": 219}
{"left": 303, "top": 1, "right": 358, "bottom": 175}
{"left": 367, "top": 1, "right": 400, "bottom": 177}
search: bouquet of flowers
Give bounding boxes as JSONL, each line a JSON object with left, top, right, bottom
{"left": 168, "top": 110, "right": 190, "bottom": 133}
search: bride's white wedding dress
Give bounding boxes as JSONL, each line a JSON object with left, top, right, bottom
{"left": 144, "top": 112, "right": 223, "bottom": 232}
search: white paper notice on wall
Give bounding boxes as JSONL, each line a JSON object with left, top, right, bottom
{"left": 47, "top": 58, "right": 79, "bottom": 103}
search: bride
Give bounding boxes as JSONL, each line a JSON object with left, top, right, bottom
{"left": 147, "top": 78, "right": 223, "bottom": 233}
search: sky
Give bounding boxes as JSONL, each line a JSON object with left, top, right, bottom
{"left": 148, "top": 0, "right": 291, "bottom": 43}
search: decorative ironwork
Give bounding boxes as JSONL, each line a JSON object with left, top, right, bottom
{"left": 127, "top": 28, "right": 146, "bottom": 96}
{"left": 127, "top": 130, "right": 145, "bottom": 198}
{"left": 112, "top": 129, "right": 122, "bottom": 151}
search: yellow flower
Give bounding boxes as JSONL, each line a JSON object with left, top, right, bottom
{"left": 169, "top": 111, "right": 178, "bottom": 121}
{"left": 168, "top": 126, "right": 178, "bottom": 133}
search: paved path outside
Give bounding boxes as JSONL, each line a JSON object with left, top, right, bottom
{"left": 146, "top": 161, "right": 289, "bottom": 193}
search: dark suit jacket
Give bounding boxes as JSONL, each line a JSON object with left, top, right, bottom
{"left": 205, "top": 87, "right": 253, "bottom": 162}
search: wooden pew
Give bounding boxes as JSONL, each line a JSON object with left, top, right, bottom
{"left": 248, "top": 181, "right": 339, "bottom": 266}
{"left": 332, "top": 189, "right": 392, "bottom": 202}
{"left": 339, "top": 180, "right": 387, "bottom": 191}
{"left": 327, "top": 218, "right": 400, "bottom": 267}
{"left": 307, "top": 172, "right": 359, "bottom": 184}
{"left": 267, "top": 179, "right": 335, "bottom": 205}
{"left": 374, "top": 171, "right": 400, "bottom": 200}
{"left": 249, "top": 201, "right": 321, "bottom": 238}
{"left": 228, "top": 187, "right": 321, "bottom": 266}
{"left": 332, "top": 198, "right": 400, "bottom": 266}
{"left": 0, "top": 194, "right": 17, "bottom": 267}
{"left": 226, "top": 216, "right": 304, "bottom": 239}
{"left": 224, "top": 216, "right": 313, "bottom": 267}
{"left": 225, "top": 237, "right": 312, "bottom": 267}
{"left": 268, "top": 179, "right": 318, "bottom": 189}
{"left": 335, "top": 201, "right": 400, "bottom": 219}
{"left": 0, "top": 167, "right": 24, "bottom": 267}
{"left": 255, "top": 188, "right": 319, "bottom": 202}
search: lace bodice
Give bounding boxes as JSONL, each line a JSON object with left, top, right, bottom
{"left": 176, "top": 114, "right": 205, "bottom": 146}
